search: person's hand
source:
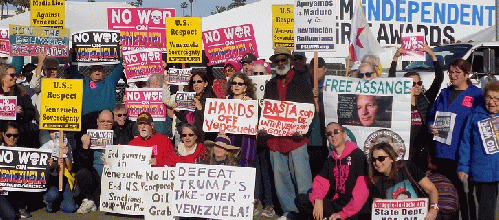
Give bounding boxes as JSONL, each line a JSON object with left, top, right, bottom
{"left": 241, "top": 95, "right": 251, "bottom": 101}
{"left": 458, "top": 171, "right": 468, "bottom": 182}
{"left": 193, "top": 97, "right": 202, "bottom": 110}
{"left": 149, "top": 158, "right": 157, "bottom": 166}
{"left": 60, "top": 146, "right": 68, "bottom": 155}
{"left": 16, "top": 106, "right": 23, "bottom": 114}
{"left": 393, "top": 47, "right": 407, "bottom": 60}
{"left": 429, "top": 125, "right": 438, "bottom": 135}
{"left": 292, "top": 131, "right": 303, "bottom": 141}
{"left": 81, "top": 134, "right": 90, "bottom": 149}
{"left": 219, "top": 127, "right": 226, "bottom": 135}
{"left": 417, "top": 43, "right": 437, "bottom": 61}
{"left": 425, "top": 209, "right": 438, "bottom": 220}
{"left": 313, "top": 199, "right": 323, "bottom": 220}
{"left": 313, "top": 88, "right": 319, "bottom": 98}
{"left": 57, "top": 157, "right": 64, "bottom": 167}
{"left": 38, "top": 51, "right": 47, "bottom": 65}
{"left": 48, "top": 158, "right": 54, "bottom": 165}
{"left": 164, "top": 73, "right": 170, "bottom": 85}
{"left": 329, "top": 213, "right": 341, "bottom": 220}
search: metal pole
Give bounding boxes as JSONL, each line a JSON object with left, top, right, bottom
{"left": 189, "top": 0, "right": 193, "bottom": 16}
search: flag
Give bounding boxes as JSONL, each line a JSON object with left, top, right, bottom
{"left": 349, "top": 0, "right": 383, "bottom": 62}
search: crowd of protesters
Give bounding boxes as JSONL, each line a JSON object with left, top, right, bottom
{"left": 0, "top": 39, "right": 495, "bottom": 220}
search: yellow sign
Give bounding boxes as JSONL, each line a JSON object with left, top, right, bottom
{"left": 272, "top": 5, "right": 294, "bottom": 49}
{"left": 39, "top": 79, "right": 82, "bottom": 131}
{"left": 30, "top": 0, "right": 65, "bottom": 28}
{"left": 166, "top": 17, "right": 202, "bottom": 63}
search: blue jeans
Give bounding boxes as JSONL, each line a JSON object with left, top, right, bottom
{"left": 270, "top": 144, "right": 312, "bottom": 213}
{"left": 0, "top": 195, "right": 16, "bottom": 220}
{"left": 44, "top": 183, "right": 78, "bottom": 213}
{"left": 254, "top": 148, "right": 274, "bottom": 207}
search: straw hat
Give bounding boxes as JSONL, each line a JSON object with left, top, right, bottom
{"left": 204, "top": 134, "right": 240, "bottom": 150}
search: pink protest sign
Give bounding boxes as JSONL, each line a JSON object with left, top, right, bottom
{"left": 401, "top": 33, "right": 426, "bottom": 61}
{"left": 258, "top": 100, "right": 315, "bottom": 136}
{"left": 107, "top": 8, "right": 175, "bottom": 52}
{"left": 202, "top": 24, "right": 259, "bottom": 66}
{"left": 0, "top": 29, "right": 9, "bottom": 56}
{"left": 125, "top": 88, "right": 166, "bottom": 121}
{"left": 0, "top": 96, "right": 17, "bottom": 120}
{"left": 123, "top": 48, "right": 163, "bottom": 82}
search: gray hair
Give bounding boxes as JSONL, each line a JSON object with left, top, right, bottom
{"left": 146, "top": 74, "right": 164, "bottom": 88}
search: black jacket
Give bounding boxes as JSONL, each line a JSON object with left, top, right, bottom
{"left": 0, "top": 84, "right": 36, "bottom": 147}
{"left": 263, "top": 70, "right": 314, "bottom": 104}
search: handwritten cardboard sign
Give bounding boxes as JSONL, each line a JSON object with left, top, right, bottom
{"left": 173, "top": 163, "right": 256, "bottom": 220}
{"left": 272, "top": 5, "right": 294, "bottom": 49}
{"left": 166, "top": 17, "right": 202, "bottom": 63}
{"left": 123, "top": 48, "right": 163, "bottom": 82}
{"left": 39, "top": 78, "right": 83, "bottom": 131}
{"left": 9, "top": 25, "right": 70, "bottom": 57}
{"left": 30, "top": 0, "right": 65, "bottom": 28}
{"left": 88, "top": 129, "right": 114, "bottom": 150}
{"left": 175, "top": 92, "right": 196, "bottom": 112}
{"left": 372, "top": 198, "right": 428, "bottom": 220}
{"left": 0, "top": 96, "right": 17, "bottom": 120}
{"left": 0, "top": 28, "right": 10, "bottom": 56}
{"left": 258, "top": 100, "right": 315, "bottom": 136}
{"left": 143, "top": 167, "right": 175, "bottom": 220}
{"left": 202, "top": 24, "right": 258, "bottom": 66}
{"left": 168, "top": 68, "right": 191, "bottom": 86}
{"left": 203, "top": 98, "right": 258, "bottom": 135}
{"left": 401, "top": 33, "right": 426, "bottom": 61}
{"left": 107, "top": 8, "right": 175, "bottom": 52}
{"left": 0, "top": 146, "right": 51, "bottom": 192}
{"left": 125, "top": 88, "right": 167, "bottom": 121}
{"left": 248, "top": 75, "right": 272, "bottom": 107}
{"left": 71, "top": 30, "right": 120, "bottom": 65}
{"left": 100, "top": 145, "right": 152, "bottom": 215}
{"left": 294, "top": 0, "right": 336, "bottom": 51}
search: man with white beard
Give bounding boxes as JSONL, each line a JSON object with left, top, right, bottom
{"left": 261, "top": 46, "right": 314, "bottom": 220}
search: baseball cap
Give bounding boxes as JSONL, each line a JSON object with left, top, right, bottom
{"left": 240, "top": 53, "right": 257, "bottom": 64}
{"left": 137, "top": 112, "right": 153, "bottom": 125}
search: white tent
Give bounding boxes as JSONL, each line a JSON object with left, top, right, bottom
{"left": 459, "top": 26, "right": 497, "bottom": 42}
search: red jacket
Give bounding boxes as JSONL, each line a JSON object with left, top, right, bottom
{"left": 167, "top": 142, "right": 206, "bottom": 166}
{"left": 128, "top": 132, "right": 173, "bottom": 167}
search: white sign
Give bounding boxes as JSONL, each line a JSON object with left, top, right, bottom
{"left": 248, "top": 75, "right": 272, "bottom": 107}
{"left": 294, "top": 0, "right": 337, "bottom": 51}
{"left": 433, "top": 111, "right": 457, "bottom": 146}
{"left": 168, "top": 68, "right": 192, "bottom": 86}
{"left": 477, "top": 116, "right": 499, "bottom": 154}
{"left": 258, "top": 100, "right": 315, "bottom": 136}
{"left": 144, "top": 167, "right": 175, "bottom": 220}
{"left": 372, "top": 198, "right": 428, "bottom": 220}
{"left": 203, "top": 98, "right": 259, "bottom": 135}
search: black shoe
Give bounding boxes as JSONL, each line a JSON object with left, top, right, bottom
{"left": 19, "top": 208, "right": 32, "bottom": 218}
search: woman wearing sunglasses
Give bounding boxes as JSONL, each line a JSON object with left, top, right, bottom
{"left": 167, "top": 123, "right": 206, "bottom": 166}
{"left": 369, "top": 142, "right": 439, "bottom": 220}
{"left": 389, "top": 44, "right": 444, "bottom": 170}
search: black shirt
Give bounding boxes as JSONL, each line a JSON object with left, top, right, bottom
{"left": 372, "top": 161, "right": 426, "bottom": 199}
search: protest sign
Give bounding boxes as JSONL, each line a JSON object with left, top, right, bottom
{"left": 43, "top": 132, "right": 68, "bottom": 158}
{"left": 433, "top": 111, "right": 457, "bottom": 146}
{"left": 293, "top": 0, "right": 336, "bottom": 51}
{"left": 143, "top": 167, "right": 175, "bottom": 220}
{"left": 125, "top": 88, "right": 167, "bottom": 121}
{"left": 203, "top": 98, "right": 258, "bottom": 135}
{"left": 372, "top": 198, "right": 428, "bottom": 220}
{"left": 39, "top": 78, "right": 82, "bottom": 131}
{"left": 173, "top": 163, "right": 256, "bottom": 220}
{"left": 168, "top": 68, "right": 191, "bottom": 86}
{"left": 166, "top": 17, "right": 202, "bottom": 63}
{"left": 71, "top": 30, "right": 120, "bottom": 65}
{"left": 248, "top": 75, "right": 272, "bottom": 107}
{"left": 30, "top": 0, "right": 65, "bottom": 28}
{"left": 175, "top": 92, "right": 196, "bottom": 111}
{"left": 87, "top": 129, "right": 114, "bottom": 150}
{"left": 100, "top": 145, "right": 152, "bottom": 215}
{"left": 9, "top": 25, "right": 70, "bottom": 57}
{"left": 123, "top": 48, "right": 163, "bottom": 82}
{"left": 401, "top": 33, "right": 426, "bottom": 61}
{"left": 258, "top": 100, "right": 315, "bottom": 136}
{"left": 0, "top": 96, "right": 16, "bottom": 120}
{"left": 478, "top": 116, "right": 499, "bottom": 154}
{"left": 0, "top": 29, "right": 9, "bottom": 57}
{"left": 107, "top": 8, "right": 175, "bottom": 52}
{"left": 0, "top": 146, "right": 51, "bottom": 192}
{"left": 272, "top": 5, "right": 294, "bottom": 49}
{"left": 323, "top": 76, "right": 412, "bottom": 160}
{"left": 202, "top": 24, "right": 258, "bottom": 66}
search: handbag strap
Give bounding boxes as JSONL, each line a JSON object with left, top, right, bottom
{"left": 403, "top": 164, "right": 429, "bottom": 198}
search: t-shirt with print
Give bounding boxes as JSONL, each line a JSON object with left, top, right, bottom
{"left": 372, "top": 161, "right": 426, "bottom": 199}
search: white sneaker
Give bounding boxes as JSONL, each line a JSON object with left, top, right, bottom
{"left": 276, "top": 212, "right": 294, "bottom": 220}
{"left": 77, "top": 198, "right": 96, "bottom": 214}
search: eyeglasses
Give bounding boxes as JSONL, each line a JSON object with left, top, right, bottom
{"left": 485, "top": 95, "right": 499, "bottom": 102}
{"left": 181, "top": 133, "right": 195, "bottom": 138}
{"left": 357, "top": 72, "right": 374, "bottom": 79}
{"left": 116, "top": 113, "right": 127, "bottom": 117}
{"left": 231, "top": 82, "right": 245, "bottom": 86}
{"left": 99, "top": 120, "right": 113, "bottom": 124}
{"left": 372, "top": 156, "right": 389, "bottom": 163}
{"left": 5, "top": 133, "right": 19, "bottom": 138}
{"left": 253, "top": 72, "right": 265, "bottom": 75}
{"left": 274, "top": 58, "right": 288, "bottom": 64}
{"left": 193, "top": 80, "right": 204, "bottom": 84}
{"left": 413, "top": 81, "right": 423, "bottom": 87}
{"left": 46, "top": 67, "right": 58, "bottom": 71}
{"left": 326, "top": 129, "right": 342, "bottom": 137}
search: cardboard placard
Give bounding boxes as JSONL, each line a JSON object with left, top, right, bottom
{"left": 166, "top": 17, "right": 202, "bottom": 63}
{"left": 372, "top": 198, "right": 428, "bottom": 220}
{"left": 143, "top": 167, "right": 175, "bottom": 220}
{"left": 203, "top": 98, "right": 258, "bottom": 135}
{"left": 0, "top": 28, "right": 10, "bottom": 56}
{"left": 401, "top": 33, "right": 426, "bottom": 61}
{"left": 294, "top": 0, "right": 336, "bottom": 51}
{"left": 272, "top": 5, "right": 294, "bottom": 49}
{"left": 125, "top": 88, "right": 167, "bottom": 121}
{"left": 71, "top": 30, "right": 120, "bottom": 65}
{"left": 30, "top": 0, "right": 65, "bottom": 28}
{"left": 123, "top": 48, "right": 163, "bottom": 82}
{"left": 174, "top": 92, "right": 196, "bottom": 112}
{"left": 258, "top": 100, "right": 315, "bottom": 136}
{"left": 0, "top": 96, "right": 17, "bottom": 120}
{"left": 202, "top": 24, "right": 258, "bottom": 66}
{"left": 168, "top": 68, "right": 191, "bottom": 86}
{"left": 9, "top": 24, "right": 69, "bottom": 57}
{"left": 88, "top": 129, "right": 114, "bottom": 150}
{"left": 39, "top": 78, "right": 83, "bottom": 131}
{"left": 0, "top": 147, "right": 51, "bottom": 192}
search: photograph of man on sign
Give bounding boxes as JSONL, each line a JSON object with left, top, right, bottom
{"left": 355, "top": 95, "right": 392, "bottom": 128}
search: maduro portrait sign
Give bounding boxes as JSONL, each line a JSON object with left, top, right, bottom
{"left": 125, "top": 88, "right": 167, "bottom": 121}
{"left": 202, "top": 24, "right": 258, "bottom": 66}
{"left": 0, "top": 146, "right": 51, "bottom": 192}
{"left": 9, "top": 25, "right": 69, "bottom": 57}
{"left": 123, "top": 48, "right": 163, "bottom": 82}
{"left": 108, "top": 8, "right": 175, "bottom": 52}
{"left": 39, "top": 78, "right": 83, "bottom": 131}
{"left": 166, "top": 17, "right": 202, "bottom": 63}
{"left": 258, "top": 100, "right": 315, "bottom": 136}
{"left": 0, "top": 96, "right": 17, "bottom": 120}
{"left": 323, "top": 76, "right": 412, "bottom": 160}
{"left": 203, "top": 98, "right": 258, "bottom": 135}
{"left": 30, "top": 0, "right": 65, "bottom": 28}
{"left": 72, "top": 30, "right": 120, "bottom": 65}
{"left": 372, "top": 198, "right": 428, "bottom": 220}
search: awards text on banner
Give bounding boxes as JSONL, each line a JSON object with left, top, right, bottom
{"left": 258, "top": 100, "right": 315, "bottom": 136}
{"left": 166, "top": 17, "right": 202, "bottom": 63}
{"left": 71, "top": 30, "right": 120, "bottom": 65}
{"left": 9, "top": 25, "right": 69, "bottom": 57}
{"left": 294, "top": 0, "right": 337, "bottom": 51}
{"left": 203, "top": 98, "right": 259, "bottom": 135}
{"left": 39, "top": 78, "right": 82, "bottom": 131}
{"left": 30, "top": 0, "right": 65, "bottom": 28}
{"left": 272, "top": 5, "right": 294, "bottom": 49}
{"left": 125, "top": 88, "right": 167, "bottom": 121}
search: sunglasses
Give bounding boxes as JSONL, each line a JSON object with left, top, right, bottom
{"left": 5, "top": 133, "right": 19, "bottom": 138}
{"left": 357, "top": 72, "right": 374, "bottom": 79}
{"left": 46, "top": 67, "right": 58, "bottom": 71}
{"left": 413, "top": 81, "right": 423, "bottom": 87}
{"left": 372, "top": 156, "right": 389, "bottom": 163}
{"left": 193, "top": 80, "right": 204, "bottom": 84}
{"left": 116, "top": 113, "right": 127, "bottom": 117}
{"left": 181, "top": 133, "right": 195, "bottom": 138}
{"left": 274, "top": 58, "right": 288, "bottom": 64}
{"left": 231, "top": 82, "right": 245, "bottom": 86}
{"left": 326, "top": 129, "right": 342, "bottom": 137}
{"left": 253, "top": 72, "right": 265, "bottom": 75}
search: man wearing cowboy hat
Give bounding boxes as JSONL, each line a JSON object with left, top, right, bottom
{"left": 201, "top": 134, "right": 240, "bottom": 166}
{"left": 263, "top": 46, "right": 315, "bottom": 220}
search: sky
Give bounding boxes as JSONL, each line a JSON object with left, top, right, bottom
{"left": 71, "top": 0, "right": 260, "bottom": 17}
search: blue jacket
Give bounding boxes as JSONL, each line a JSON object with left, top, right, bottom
{"left": 428, "top": 84, "right": 483, "bottom": 160}
{"left": 457, "top": 105, "right": 499, "bottom": 182}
